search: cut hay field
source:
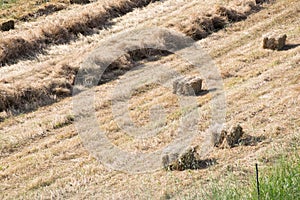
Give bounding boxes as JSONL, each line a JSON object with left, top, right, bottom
{"left": 0, "top": 0, "right": 299, "bottom": 199}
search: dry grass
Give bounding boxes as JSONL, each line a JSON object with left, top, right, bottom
{"left": 0, "top": 0, "right": 69, "bottom": 23}
{"left": 0, "top": 0, "right": 269, "bottom": 114}
{"left": 0, "top": 0, "right": 160, "bottom": 66}
{"left": 0, "top": 0, "right": 300, "bottom": 199}
{"left": 176, "top": 1, "right": 266, "bottom": 40}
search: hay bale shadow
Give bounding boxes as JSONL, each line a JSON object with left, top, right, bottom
{"left": 279, "top": 43, "right": 300, "bottom": 51}
{"left": 195, "top": 88, "right": 217, "bottom": 96}
{"left": 239, "top": 134, "right": 266, "bottom": 146}
{"left": 168, "top": 158, "right": 217, "bottom": 171}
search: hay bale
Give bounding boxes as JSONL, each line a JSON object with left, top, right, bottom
{"left": 162, "top": 147, "right": 215, "bottom": 171}
{"left": 162, "top": 147, "right": 199, "bottom": 171}
{"left": 213, "top": 130, "right": 227, "bottom": 147}
{"left": 173, "top": 76, "right": 203, "bottom": 96}
{"left": 216, "top": 124, "right": 244, "bottom": 148}
{"left": 1, "top": 20, "right": 15, "bottom": 32}
{"left": 70, "top": 0, "right": 90, "bottom": 4}
{"left": 162, "top": 153, "right": 179, "bottom": 170}
{"left": 226, "top": 124, "right": 244, "bottom": 147}
{"left": 263, "top": 33, "right": 287, "bottom": 50}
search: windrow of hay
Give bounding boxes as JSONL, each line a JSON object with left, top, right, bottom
{"left": 0, "top": 48, "right": 170, "bottom": 113}
{"left": 19, "top": 3, "right": 67, "bottom": 22}
{"left": 0, "top": 0, "right": 160, "bottom": 66}
{"left": 177, "top": 0, "right": 266, "bottom": 40}
{"left": 0, "top": 0, "right": 70, "bottom": 24}
{"left": 0, "top": 0, "right": 270, "bottom": 113}
{"left": 0, "top": 63, "right": 76, "bottom": 113}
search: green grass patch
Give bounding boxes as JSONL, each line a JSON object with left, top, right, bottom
{"left": 259, "top": 155, "right": 300, "bottom": 199}
{"left": 206, "top": 153, "right": 300, "bottom": 200}
{"left": 0, "top": 0, "right": 18, "bottom": 9}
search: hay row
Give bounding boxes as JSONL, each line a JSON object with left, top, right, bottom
{"left": 177, "top": 1, "right": 266, "bottom": 40}
{"left": 19, "top": 3, "right": 67, "bottom": 22}
{"left": 0, "top": 0, "right": 269, "bottom": 114}
{"left": 0, "top": 63, "right": 76, "bottom": 113}
{"left": 0, "top": 48, "right": 169, "bottom": 113}
{"left": 0, "top": 0, "right": 70, "bottom": 24}
{"left": 0, "top": 0, "right": 160, "bottom": 66}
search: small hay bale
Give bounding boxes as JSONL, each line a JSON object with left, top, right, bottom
{"left": 162, "top": 147, "right": 215, "bottom": 171}
{"left": 162, "top": 147, "right": 199, "bottom": 171}
{"left": 213, "top": 130, "right": 227, "bottom": 147}
{"left": 262, "top": 33, "right": 287, "bottom": 50}
{"left": 173, "top": 76, "right": 203, "bottom": 96}
{"left": 215, "top": 124, "right": 245, "bottom": 148}
{"left": 226, "top": 124, "right": 244, "bottom": 147}
{"left": 1, "top": 20, "right": 15, "bottom": 32}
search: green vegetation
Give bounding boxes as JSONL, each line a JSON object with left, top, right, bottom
{"left": 259, "top": 155, "right": 300, "bottom": 199}
{"left": 207, "top": 154, "right": 300, "bottom": 200}
{"left": 0, "top": 0, "right": 18, "bottom": 9}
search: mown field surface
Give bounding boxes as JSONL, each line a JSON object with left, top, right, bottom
{"left": 0, "top": 0, "right": 299, "bottom": 199}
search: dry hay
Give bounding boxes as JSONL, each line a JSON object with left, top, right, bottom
{"left": 262, "top": 33, "right": 287, "bottom": 50}
{"left": 173, "top": 76, "right": 203, "bottom": 96}
{"left": 162, "top": 146, "right": 216, "bottom": 171}
{"left": 179, "top": 15, "right": 227, "bottom": 40}
{"left": 214, "top": 124, "right": 245, "bottom": 148}
{"left": 20, "top": 4, "right": 67, "bottom": 22}
{"left": 0, "top": 0, "right": 160, "bottom": 66}
{"left": 0, "top": 0, "right": 274, "bottom": 113}
{"left": 99, "top": 48, "right": 170, "bottom": 84}
{"left": 0, "top": 63, "right": 76, "bottom": 113}
{"left": 215, "top": 6, "right": 247, "bottom": 22}
{"left": 177, "top": 1, "right": 264, "bottom": 40}
{"left": 0, "top": 47, "right": 170, "bottom": 113}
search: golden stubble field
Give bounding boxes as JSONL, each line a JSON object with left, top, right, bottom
{"left": 0, "top": 0, "right": 299, "bottom": 199}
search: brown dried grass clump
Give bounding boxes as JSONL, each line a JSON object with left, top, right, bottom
{"left": 178, "top": 1, "right": 263, "bottom": 40}
{"left": 215, "top": 6, "right": 247, "bottom": 22}
{"left": 0, "top": 0, "right": 160, "bottom": 66}
{"left": 180, "top": 16, "right": 227, "bottom": 40}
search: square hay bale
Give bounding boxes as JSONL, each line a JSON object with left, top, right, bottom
{"left": 262, "top": 33, "right": 287, "bottom": 50}
{"left": 173, "top": 76, "right": 203, "bottom": 96}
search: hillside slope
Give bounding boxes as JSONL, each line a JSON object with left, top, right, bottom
{"left": 0, "top": 0, "right": 299, "bottom": 199}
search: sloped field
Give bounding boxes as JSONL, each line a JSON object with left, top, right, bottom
{"left": 0, "top": 0, "right": 299, "bottom": 199}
